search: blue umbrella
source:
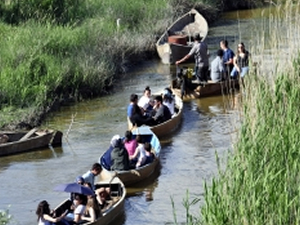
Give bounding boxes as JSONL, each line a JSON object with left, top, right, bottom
{"left": 54, "top": 182, "right": 94, "bottom": 196}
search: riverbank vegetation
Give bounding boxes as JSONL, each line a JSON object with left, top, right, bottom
{"left": 200, "top": 2, "right": 300, "bottom": 224}
{"left": 0, "top": 0, "right": 270, "bottom": 129}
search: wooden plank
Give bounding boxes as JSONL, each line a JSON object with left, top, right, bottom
{"left": 19, "top": 128, "right": 38, "bottom": 141}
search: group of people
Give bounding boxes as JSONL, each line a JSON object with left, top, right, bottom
{"left": 36, "top": 163, "right": 108, "bottom": 225}
{"left": 127, "top": 86, "right": 175, "bottom": 127}
{"left": 176, "top": 34, "right": 250, "bottom": 86}
{"left": 101, "top": 130, "right": 155, "bottom": 171}
{"left": 37, "top": 127, "right": 157, "bottom": 225}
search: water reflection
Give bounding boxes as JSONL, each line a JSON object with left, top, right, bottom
{"left": 0, "top": 146, "right": 63, "bottom": 170}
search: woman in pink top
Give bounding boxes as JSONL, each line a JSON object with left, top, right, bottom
{"left": 123, "top": 130, "right": 137, "bottom": 156}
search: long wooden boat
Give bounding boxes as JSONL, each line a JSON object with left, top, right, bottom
{"left": 128, "top": 94, "right": 183, "bottom": 139}
{"left": 53, "top": 177, "right": 126, "bottom": 225}
{"left": 0, "top": 128, "right": 63, "bottom": 157}
{"left": 171, "top": 77, "right": 240, "bottom": 100}
{"left": 156, "top": 8, "right": 209, "bottom": 64}
{"left": 100, "top": 126, "right": 161, "bottom": 187}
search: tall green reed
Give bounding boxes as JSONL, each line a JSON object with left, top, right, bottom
{"left": 201, "top": 1, "right": 300, "bottom": 224}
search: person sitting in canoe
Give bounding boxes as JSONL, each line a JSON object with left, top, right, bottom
{"left": 110, "top": 134, "right": 130, "bottom": 171}
{"left": 151, "top": 95, "right": 172, "bottom": 125}
{"left": 36, "top": 200, "right": 69, "bottom": 225}
{"left": 230, "top": 42, "right": 250, "bottom": 88}
{"left": 64, "top": 194, "right": 87, "bottom": 224}
{"left": 162, "top": 87, "right": 175, "bottom": 116}
{"left": 129, "top": 135, "right": 147, "bottom": 168}
{"left": 138, "top": 86, "right": 154, "bottom": 116}
{"left": 130, "top": 102, "right": 154, "bottom": 126}
{"left": 143, "top": 142, "right": 154, "bottom": 165}
{"left": 210, "top": 49, "right": 226, "bottom": 82}
{"left": 127, "top": 93, "right": 138, "bottom": 118}
{"left": 123, "top": 130, "right": 138, "bottom": 157}
{"left": 130, "top": 136, "right": 154, "bottom": 168}
{"left": 81, "top": 195, "right": 102, "bottom": 222}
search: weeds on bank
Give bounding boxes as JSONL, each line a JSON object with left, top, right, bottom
{"left": 200, "top": 1, "right": 300, "bottom": 225}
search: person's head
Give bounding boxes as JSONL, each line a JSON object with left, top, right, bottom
{"left": 73, "top": 193, "right": 87, "bottom": 206}
{"left": 237, "top": 42, "right": 246, "bottom": 53}
{"left": 110, "top": 134, "right": 122, "bottom": 148}
{"left": 143, "top": 86, "right": 151, "bottom": 97}
{"left": 136, "top": 135, "right": 143, "bottom": 144}
{"left": 91, "top": 163, "right": 102, "bottom": 176}
{"left": 220, "top": 40, "right": 228, "bottom": 49}
{"left": 36, "top": 200, "right": 51, "bottom": 221}
{"left": 163, "top": 88, "right": 174, "bottom": 103}
{"left": 194, "top": 33, "right": 202, "bottom": 41}
{"left": 85, "top": 196, "right": 101, "bottom": 218}
{"left": 217, "top": 49, "right": 224, "bottom": 58}
{"left": 75, "top": 176, "right": 84, "bottom": 185}
{"left": 124, "top": 130, "right": 133, "bottom": 142}
{"left": 130, "top": 94, "right": 138, "bottom": 103}
{"left": 154, "top": 95, "right": 163, "bottom": 106}
{"left": 144, "top": 142, "right": 152, "bottom": 152}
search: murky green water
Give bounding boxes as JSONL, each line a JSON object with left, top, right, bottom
{"left": 0, "top": 7, "right": 278, "bottom": 225}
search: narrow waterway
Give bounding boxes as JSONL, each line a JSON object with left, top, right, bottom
{"left": 0, "top": 7, "right": 274, "bottom": 225}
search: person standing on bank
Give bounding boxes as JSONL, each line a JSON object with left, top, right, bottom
{"left": 175, "top": 33, "right": 209, "bottom": 83}
{"left": 220, "top": 39, "right": 235, "bottom": 78}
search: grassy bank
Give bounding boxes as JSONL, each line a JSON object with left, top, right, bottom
{"left": 0, "top": 0, "right": 268, "bottom": 129}
{"left": 201, "top": 2, "right": 300, "bottom": 224}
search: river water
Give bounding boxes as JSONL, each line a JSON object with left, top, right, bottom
{"left": 0, "top": 7, "right": 273, "bottom": 225}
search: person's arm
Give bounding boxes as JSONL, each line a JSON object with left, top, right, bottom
{"left": 44, "top": 211, "right": 67, "bottom": 223}
{"left": 232, "top": 56, "right": 240, "bottom": 72}
{"left": 130, "top": 146, "right": 140, "bottom": 160}
{"left": 175, "top": 54, "right": 190, "bottom": 65}
{"left": 74, "top": 213, "right": 81, "bottom": 223}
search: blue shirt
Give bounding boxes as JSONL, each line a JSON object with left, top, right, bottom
{"left": 127, "top": 103, "right": 134, "bottom": 117}
{"left": 223, "top": 48, "right": 235, "bottom": 64}
{"left": 82, "top": 170, "right": 95, "bottom": 190}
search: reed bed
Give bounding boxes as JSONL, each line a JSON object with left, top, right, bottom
{"left": 201, "top": 1, "right": 300, "bottom": 224}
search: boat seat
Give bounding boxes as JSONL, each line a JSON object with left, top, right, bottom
{"left": 19, "top": 128, "right": 38, "bottom": 141}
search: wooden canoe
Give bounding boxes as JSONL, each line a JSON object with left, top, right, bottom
{"left": 171, "top": 77, "right": 240, "bottom": 100}
{"left": 53, "top": 177, "right": 126, "bottom": 225}
{"left": 156, "top": 8, "right": 209, "bottom": 64}
{"left": 0, "top": 128, "right": 63, "bottom": 157}
{"left": 128, "top": 94, "right": 183, "bottom": 139}
{"left": 100, "top": 126, "right": 161, "bottom": 187}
